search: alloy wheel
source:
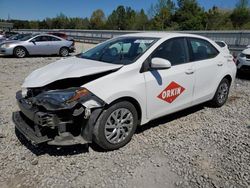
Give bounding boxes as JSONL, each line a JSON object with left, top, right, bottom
{"left": 104, "top": 108, "right": 134, "bottom": 144}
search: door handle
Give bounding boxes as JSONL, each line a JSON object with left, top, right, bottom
{"left": 217, "top": 62, "right": 223, "bottom": 66}
{"left": 185, "top": 69, "right": 194, "bottom": 75}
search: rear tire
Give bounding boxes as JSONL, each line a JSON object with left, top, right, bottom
{"left": 93, "top": 101, "right": 138, "bottom": 150}
{"left": 210, "top": 78, "right": 230, "bottom": 107}
{"left": 59, "top": 47, "right": 69, "bottom": 57}
{"left": 14, "top": 47, "right": 27, "bottom": 58}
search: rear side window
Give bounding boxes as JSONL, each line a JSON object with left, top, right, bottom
{"left": 151, "top": 37, "right": 188, "bottom": 66}
{"left": 188, "top": 38, "right": 219, "bottom": 61}
{"left": 33, "top": 36, "right": 50, "bottom": 42}
{"left": 48, "top": 36, "right": 61, "bottom": 41}
{"left": 215, "top": 41, "right": 226, "bottom": 48}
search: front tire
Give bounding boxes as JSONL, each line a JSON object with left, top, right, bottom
{"left": 14, "top": 47, "right": 27, "bottom": 58}
{"left": 59, "top": 47, "right": 69, "bottom": 57}
{"left": 211, "top": 78, "right": 230, "bottom": 107}
{"left": 93, "top": 101, "right": 138, "bottom": 150}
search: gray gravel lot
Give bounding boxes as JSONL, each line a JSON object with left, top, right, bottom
{"left": 0, "top": 43, "right": 249, "bottom": 188}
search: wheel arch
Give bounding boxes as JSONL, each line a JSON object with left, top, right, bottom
{"left": 59, "top": 46, "right": 69, "bottom": 55}
{"left": 13, "top": 46, "right": 29, "bottom": 55}
{"left": 223, "top": 74, "right": 232, "bottom": 86}
{"left": 107, "top": 96, "right": 142, "bottom": 125}
{"left": 59, "top": 46, "right": 69, "bottom": 50}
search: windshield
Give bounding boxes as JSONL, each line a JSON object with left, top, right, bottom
{"left": 78, "top": 37, "right": 158, "bottom": 65}
{"left": 19, "top": 34, "right": 38, "bottom": 41}
{"left": 9, "top": 33, "right": 30, "bottom": 40}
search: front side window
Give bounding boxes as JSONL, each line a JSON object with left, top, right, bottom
{"left": 188, "top": 38, "right": 219, "bottom": 61}
{"left": 78, "top": 37, "right": 158, "bottom": 65}
{"left": 151, "top": 37, "right": 188, "bottom": 66}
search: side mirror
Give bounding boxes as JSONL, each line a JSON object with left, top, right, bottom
{"left": 30, "top": 40, "right": 36, "bottom": 44}
{"left": 151, "top": 58, "right": 171, "bottom": 69}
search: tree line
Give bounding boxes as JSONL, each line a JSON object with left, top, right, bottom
{"left": 2, "top": 0, "right": 250, "bottom": 30}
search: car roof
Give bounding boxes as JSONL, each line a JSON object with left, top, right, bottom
{"left": 123, "top": 32, "right": 210, "bottom": 40}
{"left": 35, "top": 33, "right": 64, "bottom": 39}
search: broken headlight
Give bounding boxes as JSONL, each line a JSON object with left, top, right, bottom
{"left": 37, "top": 88, "right": 90, "bottom": 104}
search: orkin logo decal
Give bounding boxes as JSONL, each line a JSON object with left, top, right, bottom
{"left": 157, "top": 81, "right": 185, "bottom": 103}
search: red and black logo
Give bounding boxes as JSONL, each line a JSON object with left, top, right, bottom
{"left": 157, "top": 81, "right": 185, "bottom": 103}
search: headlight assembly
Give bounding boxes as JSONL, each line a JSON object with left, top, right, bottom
{"left": 239, "top": 53, "right": 246, "bottom": 58}
{"left": 66, "top": 88, "right": 90, "bottom": 103}
{"left": 1, "top": 43, "right": 11, "bottom": 48}
{"left": 36, "top": 88, "right": 90, "bottom": 104}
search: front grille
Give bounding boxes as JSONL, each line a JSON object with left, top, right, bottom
{"left": 246, "top": 54, "right": 250, "bottom": 59}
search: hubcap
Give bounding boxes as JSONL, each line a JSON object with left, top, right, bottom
{"left": 217, "top": 82, "right": 229, "bottom": 104}
{"left": 104, "top": 108, "right": 134, "bottom": 144}
{"left": 16, "top": 48, "right": 25, "bottom": 57}
{"left": 61, "top": 49, "right": 68, "bottom": 56}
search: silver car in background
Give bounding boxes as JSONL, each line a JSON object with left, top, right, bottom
{"left": 0, "top": 34, "right": 75, "bottom": 58}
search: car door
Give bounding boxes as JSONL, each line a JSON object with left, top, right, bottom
{"left": 48, "top": 36, "right": 63, "bottom": 54}
{"left": 144, "top": 37, "right": 195, "bottom": 120}
{"left": 28, "top": 36, "right": 51, "bottom": 55}
{"left": 186, "top": 37, "right": 221, "bottom": 105}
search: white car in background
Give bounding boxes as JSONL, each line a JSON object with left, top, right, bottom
{"left": 13, "top": 33, "right": 236, "bottom": 150}
{"left": 236, "top": 48, "right": 250, "bottom": 72}
{"left": 215, "top": 41, "right": 230, "bottom": 54}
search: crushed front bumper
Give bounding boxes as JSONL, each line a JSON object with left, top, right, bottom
{"left": 13, "top": 91, "right": 103, "bottom": 146}
{"left": 13, "top": 111, "right": 52, "bottom": 144}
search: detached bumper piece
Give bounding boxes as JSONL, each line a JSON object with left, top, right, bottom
{"left": 13, "top": 111, "right": 88, "bottom": 146}
{"left": 13, "top": 111, "right": 51, "bottom": 145}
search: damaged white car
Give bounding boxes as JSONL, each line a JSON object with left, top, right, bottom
{"left": 13, "top": 33, "right": 236, "bottom": 150}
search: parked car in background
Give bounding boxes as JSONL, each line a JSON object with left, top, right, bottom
{"left": 215, "top": 40, "right": 230, "bottom": 54}
{"left": 0, "top": 34, "right": 75, "bottom": 57}
{"left": 48, "top": 32, "right": 75, "bottom": 44}
{"left": 48, "top": 32, "right": 68, "bottom": 39}
{"left": 4, "top": 31, "right": 19, "bottom": 38}
{"left": 13, "top": 33, "right": 236, "bottom": 150}
{"left": 0, "top": 33, "right": 31, "bottom": 44}
{"left": 236, "top": 48, "right": 250, "bottom": 72}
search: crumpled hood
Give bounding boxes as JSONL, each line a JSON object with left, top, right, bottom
{"left": 22, "top": 56, "right": 123, "bottom": 88}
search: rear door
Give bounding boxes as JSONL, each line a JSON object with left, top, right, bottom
{"left": 186, "top": 37, "right": 221, "bottom": 104}
{"left": 144, "top": 37, "right": 195, "bottom": 120}
{"left": 47, "top": 36, "right": 63, "bottom": 54}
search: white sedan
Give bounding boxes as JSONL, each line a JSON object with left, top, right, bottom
{"left": 13, "top": 32, "right": 236, "bottom": 150}
{"left": 236, "top": 47, "right": 250, "bottom": 72}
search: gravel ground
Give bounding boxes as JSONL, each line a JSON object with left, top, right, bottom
{"left": 0, "top": 42, "right": 249, "bottom": 188}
